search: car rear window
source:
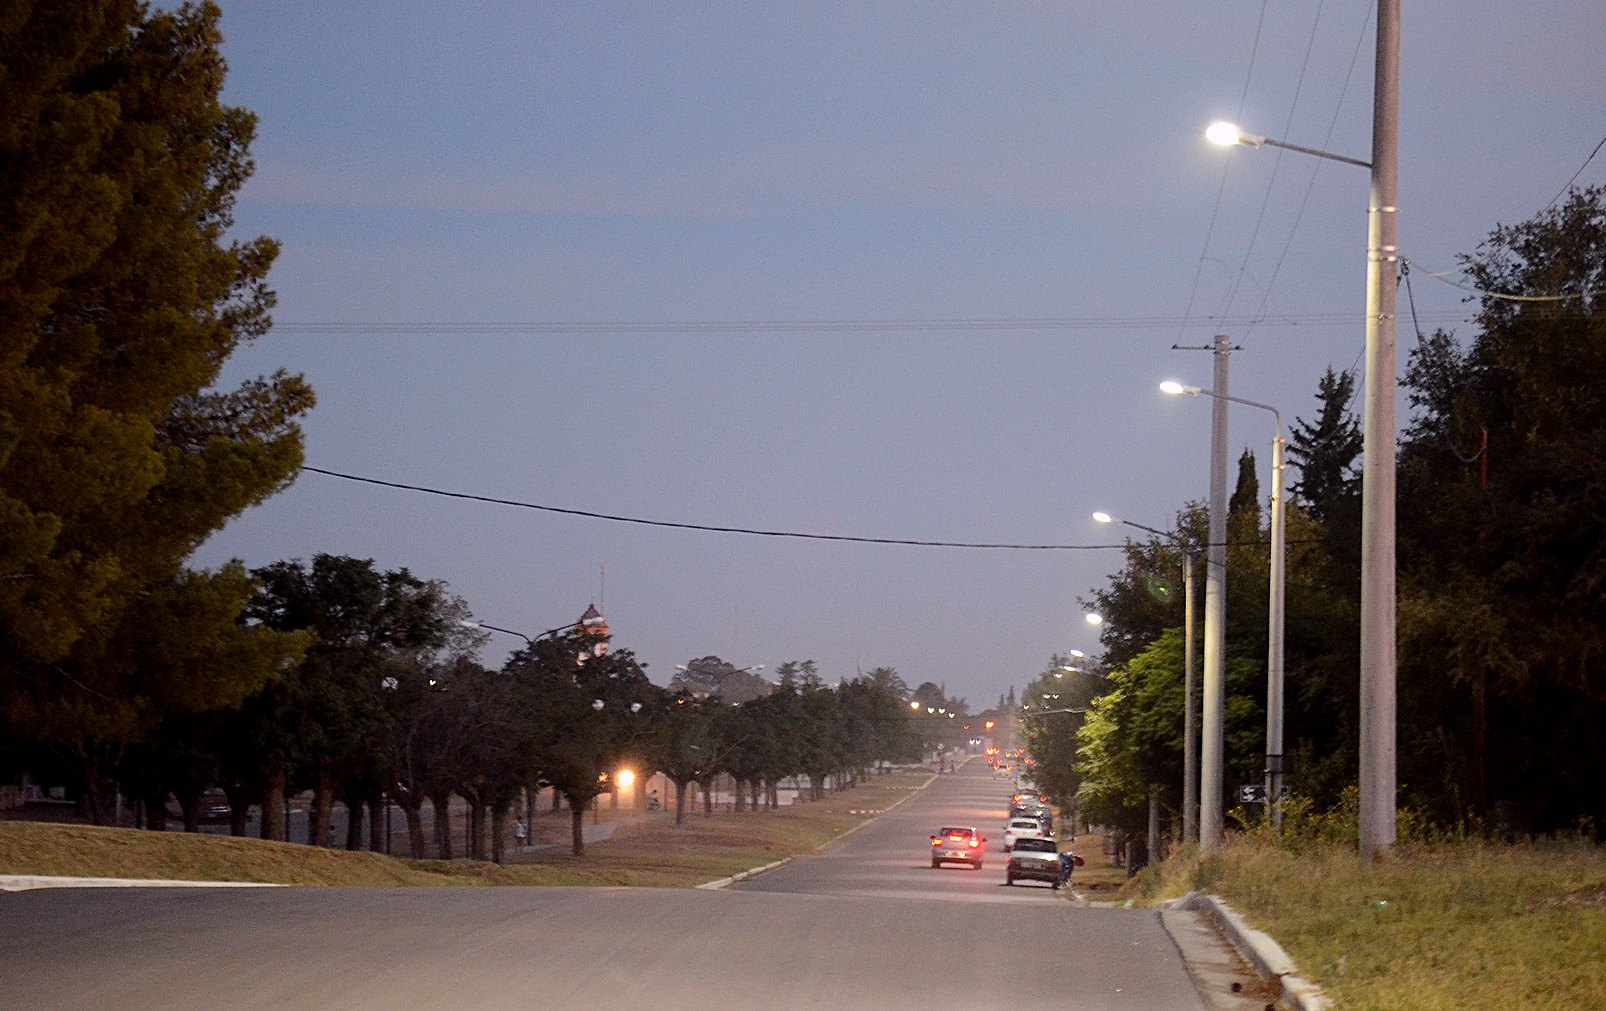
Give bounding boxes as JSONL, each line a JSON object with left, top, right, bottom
{"left": 1009, "top": 819, "right": 1040, "bottom": 829}
{"left": 1014, "top": 838, "right": 1056, "bottom": 852}
{"left": 939, "top": 827, "right": 972, "bottom": 837}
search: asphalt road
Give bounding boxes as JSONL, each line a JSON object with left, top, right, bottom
{"left": 1, "top": 762, "right": 1259, "bottom": 1010}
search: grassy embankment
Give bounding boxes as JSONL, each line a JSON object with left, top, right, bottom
{"left": 0, "top": 771, "right": 933, "bottom": 888}
{"left": 1126, "top": 834, "right": 1606, "bottom": 1010}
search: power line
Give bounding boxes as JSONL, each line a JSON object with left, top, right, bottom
{"left": 300, "top": 466, "right": 1119, "bottom": 551}
{"left": 267, "top": 311, "right": 1474, "bottom": 337}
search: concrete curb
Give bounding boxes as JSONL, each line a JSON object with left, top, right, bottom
{"left": 1, "top": 875, "right": 283, "bottom": 892}
{"left": 695, "top": 858, "right": 790, "bottom": 890}
{"left": 1171, "top": 890, "right": 1331, "bottom": 1010}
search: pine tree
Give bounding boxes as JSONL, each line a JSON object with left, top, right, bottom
{"left": 0, "top": 2, "right": 313, "bottom": 819}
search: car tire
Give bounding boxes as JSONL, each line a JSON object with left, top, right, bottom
{"left": 1005, "top": 875, "right": 1015, "bottom": 886}
{"left": 931, "top": 859, "right": 940, "bottom": 869}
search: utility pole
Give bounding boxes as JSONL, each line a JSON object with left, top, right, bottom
{"left": 1359, "top": 0, "right": 1400, "bottom": 859}
{"left": 1201, "top": 333, "right": 1231, "bottom": 851}
{"left": 1183, "top": 550, "right": 1198, "bottom": 844}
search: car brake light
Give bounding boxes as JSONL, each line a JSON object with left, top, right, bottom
{"left": 967, "top": 838, "right": 980, "bottom": 849}
{"left": 931, "top": 838, "right": 942, "bottom": 847}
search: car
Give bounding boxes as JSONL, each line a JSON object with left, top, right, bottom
{"left": 1004, "top": 836, "right": 1062, "bottom": 886}
{"left": 1002, "top": 817, "right": 1047, "bottom": 852}
{"left": 196, "top": 788, "right": 232, "bottom": 823}
{"left": 929, "top": 825, "right": 986, "bottom": 869}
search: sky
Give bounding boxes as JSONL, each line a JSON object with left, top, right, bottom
{"left": 193, "top": 1, "right": 1606, "bottom": 711}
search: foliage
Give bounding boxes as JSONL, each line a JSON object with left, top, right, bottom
{"left": 1397, "top": 186, "right": 1606, "bottom": 833}
{"left": 0, "top": 1, "right": 313, "bottom": 820}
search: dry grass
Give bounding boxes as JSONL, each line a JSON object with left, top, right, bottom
{"left": 1124, "top": 836, "right": 1606, "bottom": 1010}
{"left": 0, "top": 772, "right": 934, "bottom": 889}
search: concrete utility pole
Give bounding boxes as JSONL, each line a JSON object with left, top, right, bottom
{"left": 1200, "top": 333, "right": 1231, "bottom": 851}
{"left": 1359, "top": 0, "right": 1400, "bottom": 859}
{"left": 1182, "top": 550, "right": 1198, "bottom": 844}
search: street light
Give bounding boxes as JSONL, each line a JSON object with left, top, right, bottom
{"left": 1204, "top": 120, "right": 1371, "bottom": 168}
{"left": 1164, "top": 381, "right": 1288, "bottom": 832}
{"left": 1204, "top": 1, "right": 1397, "bottom": 856}
{"left": 1094, "top": 510, "right": 1200, "bottom": 844}
{"left": 1084, "top": 612, "right": 1104, "bottom": 626}
{"left": 460, "top": 618, "right": 588, "bottom": 645}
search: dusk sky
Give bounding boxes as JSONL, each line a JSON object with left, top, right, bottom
{"left": 193, "top": 2, "right": 1605, "bottom": 711}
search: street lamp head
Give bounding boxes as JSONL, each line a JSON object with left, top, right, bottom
{"left": 1085, "top": 612, "right": 1104, "bottom": 626}
{"left": 910, "top": 700, "right": 921, "bottom": 710}
{"left": 1160, "top": 380, "right": 1202, "bottom": 396}
{"left": 458, "top": 620, "right": 482, "bottom": 630}
{"left": 1092, "top": 511, "right": 1113, "bottom": 524}
{"left": 1205, "top": 120, "right": 1264, "bottom": 149}
{"left": 1069, "top": 649, "right": 1086, "bottom": 658}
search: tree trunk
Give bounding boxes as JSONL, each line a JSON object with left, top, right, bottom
{"left": 491, "top": 806, "right": 506, "bottom": 864}
{"left": 525, "top": 787, "right": 537, "bottom": 838}
{"left": 733, "top": 778, "right": 746, "bottom": 813}
{"left": 750, "top": 780, "right": 761, "bottom": 811}
{"left": 310, "top": 772, "right": 335, "bottom": 846}
{"left": 568, "top": 795, "right": 586, "bottom": 856}
{"left": 261, "top": 769, "right": 286, "bottom": 842}
{"left": 701, "top": 778, "right": 713, "bottom": 816}
{"left": 430, "top": 790, "right": 453, "bottom": 860}
{"left": 146, "top": 791, "right": 170, "bottom": 831}
{"left": 550, "top": 787, "right": 562, "bottom": 813}
{"left": 674, "top": 779, "right": 689, "bottom": 826}
{"left": 345, "top": 798, "right": 364, "bottom": 851}
{"left": 398, "top": 796, "right": 426, "bottom": 858}
{"left": 368, "top": 793, "right": 385, "bottom": 853}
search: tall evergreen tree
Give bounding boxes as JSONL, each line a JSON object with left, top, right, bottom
{"left": 1288, "top": 367, "right": 1363, "bottom": 524}
{"left": 0, "top": 3, "right": 313, "bottom": 818}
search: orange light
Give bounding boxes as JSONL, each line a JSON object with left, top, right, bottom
{"left": 931, "top": 837, "right": 942, "bottom": 847}
{"left": 967, "top": 838, "right": 980, "bottom": 849}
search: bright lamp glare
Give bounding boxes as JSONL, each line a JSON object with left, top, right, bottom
{"left": 1092, "top": 511, "right": 1113, "bottom": 524}
{"left": 1159, "top": 380, "right": 1186, "bottom": 395}
{"left": 1205, "top": 121, "right": 1241, "bottom": 146}
{"left": 616, "top": 769, "right": 635, "bottom": 788}
{"left": 1085, "top": 612, "right": 1104, "bottom": 626}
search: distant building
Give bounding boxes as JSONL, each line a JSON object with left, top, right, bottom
{"left": 578, "top": 603, "right": 608, "bottom": 657}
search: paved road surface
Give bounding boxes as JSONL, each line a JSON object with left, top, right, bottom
{"left": 1, "top": 761, "right": 1260, "bottom": 1009}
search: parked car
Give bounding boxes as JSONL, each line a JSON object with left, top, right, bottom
{"left": 929, "top": 826, "right": 986, "bottom": 870}
{"left": 197, "top": 788, "right": 232, "bottom": 823}
{"left": 1004, "top": 836, "right": 1061, "bottom": 886}
{"left": 1002, "top": 817, "right": 1047, "bottom": 852}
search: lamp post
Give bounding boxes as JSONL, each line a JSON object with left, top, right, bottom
{"left": 460, "top": 618, "right": 587, "bottom": 645}
{"left": 1163, "top": 381, "right": 1287, "bottom": 832}
{"left": 1093, "top": 511, "right": 1200, "bottom": 844}
{"left": 1204, "top": 0, "right": 1398, "bottom": 855}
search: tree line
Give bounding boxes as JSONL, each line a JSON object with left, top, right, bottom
{"left": 1027, "top": 188, "right": 1606, "bottom": 845}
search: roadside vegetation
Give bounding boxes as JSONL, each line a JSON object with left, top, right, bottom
{"left": 1122, "top": 814, "right": 1606, "bottom": 1009}
{"left": 1, "top": 772, "right": 933, "bottom": 889}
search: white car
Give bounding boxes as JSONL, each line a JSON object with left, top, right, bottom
{"left": 1002, "top": 817, "right": 1047, "bottom": 852}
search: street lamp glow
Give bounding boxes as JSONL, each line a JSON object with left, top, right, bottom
{"left": 1206, "top": 120, "right": 1264, "bottom": 148}
{"left": 1069, "top": 649, "right": 1086, "bottom": 658}
{"left": 1160, "top": 380, "right": 1201, "bottom": 396}
{"left": 616, "top": 768, "right": 636, "bottom": 789}
{"left": 1085, "top": 612, "right": 1104, "bottom": 626}
{"left": 1092, "top": 511, "right": 1113, "bottom": 524}
{"left": 910, "top": 700, "right": 921, "bottom": 710}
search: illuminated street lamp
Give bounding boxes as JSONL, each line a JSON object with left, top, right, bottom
{"left": 1203, "top": 0, "right": 1399, "bottom": 855}
{"left": 1164, "top": 380, "right": 1288, "bottom": 832}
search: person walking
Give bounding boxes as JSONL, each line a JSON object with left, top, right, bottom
{"left": 513, "top": 819, "right": 528, "bottom": 850}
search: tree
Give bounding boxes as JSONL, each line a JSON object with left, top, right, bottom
{"left": 0, "top": 2, "right": 313, "bottom": 820}
{"left": 1288, "top": 367, "right": 1363, "bottom": 525}
{"left": 1395, "top": 186, "right": 1606, "bottom": 832}
{"left": 525, "top": 632, "right": 657, "bottom": 854}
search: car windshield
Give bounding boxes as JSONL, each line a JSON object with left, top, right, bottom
{"left": 1013, "top": 838, "right": 1056, "bottom": 853}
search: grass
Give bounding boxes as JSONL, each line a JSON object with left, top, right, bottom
{"left": 1123, "top": 835, "right": 1606, "bottom": 1010}
{"left": 0, "top": 771, "right": 934, "bottom": 889}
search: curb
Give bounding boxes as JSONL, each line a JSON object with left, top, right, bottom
{"left": 1, "top": 875, "right": 283, "bottom": 892}
{"left": 696, "top": 858, "right": 790, "bottom": 890}
{"left": 1171, "top": 890, "right": 1331, "bottom": 1010}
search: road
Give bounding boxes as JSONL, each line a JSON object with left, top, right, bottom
{"left": 1, "top": 761, "right": 1262, "bottom": 1009}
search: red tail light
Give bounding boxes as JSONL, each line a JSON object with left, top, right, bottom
{"left": 967, "top": 838, "right": 980, "bottom": 849}
{"left": 931, "top": 837, "right": 942, "bottom": 847}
